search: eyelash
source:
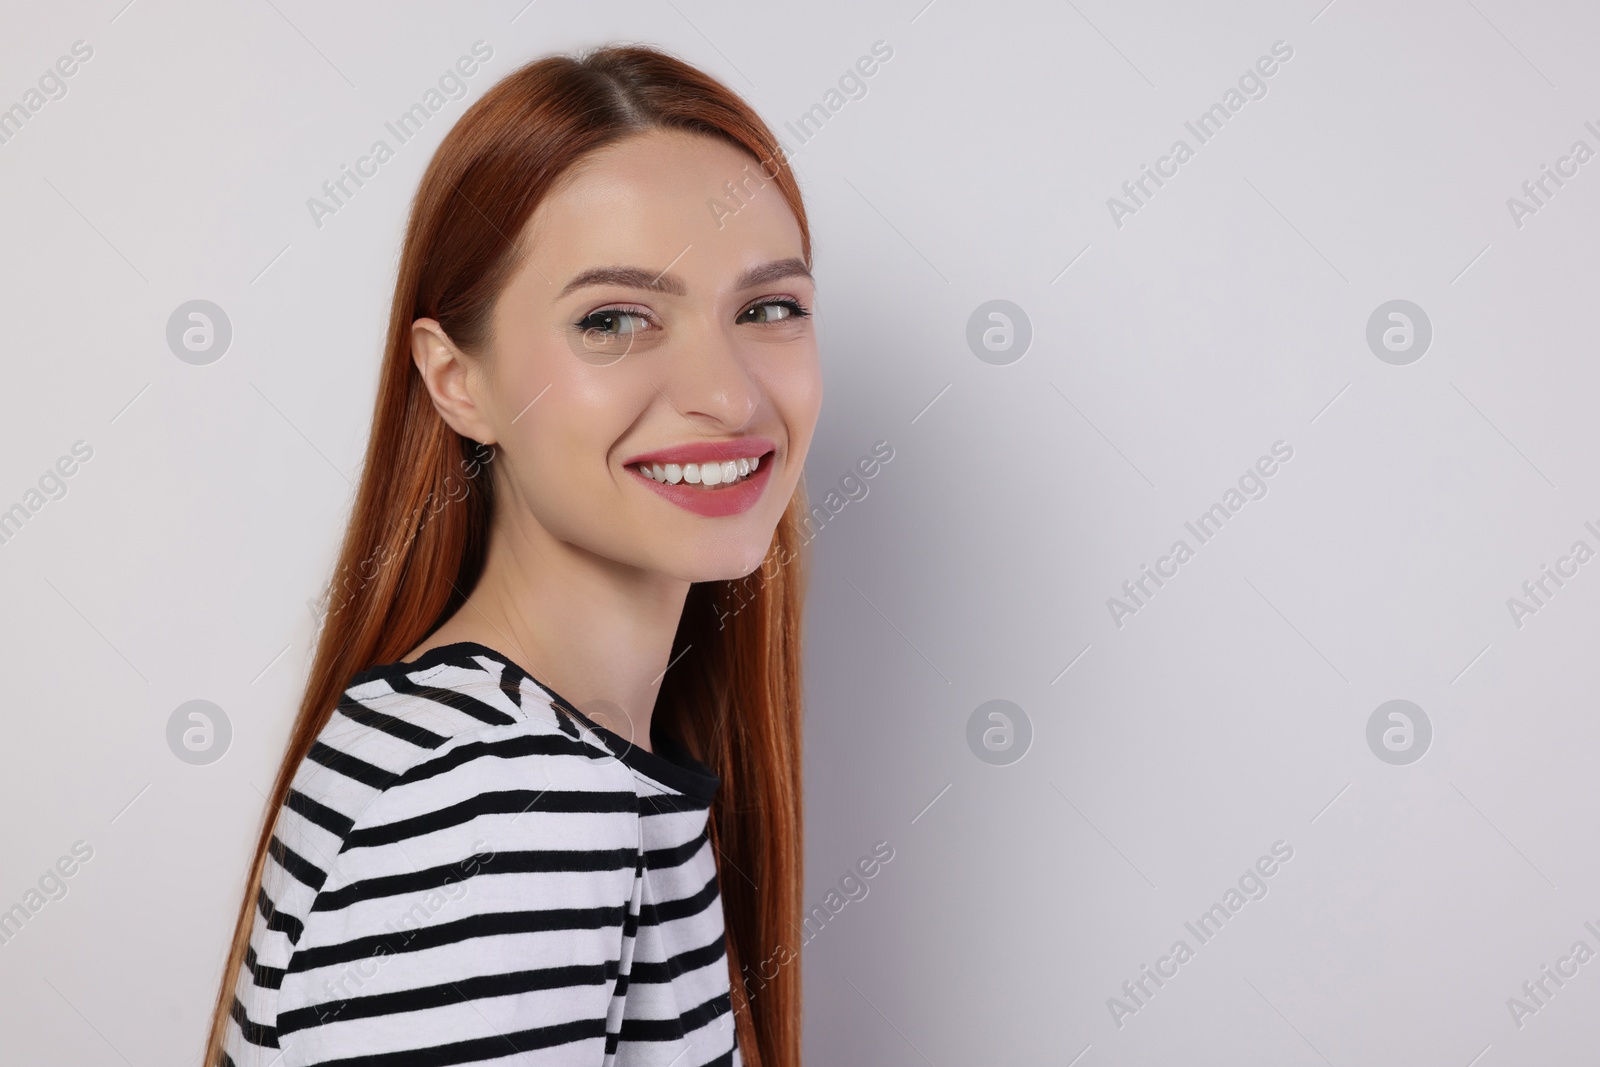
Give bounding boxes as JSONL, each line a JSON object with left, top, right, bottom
{"left": 571, "top": 297, "right": 811, "bottom": 334}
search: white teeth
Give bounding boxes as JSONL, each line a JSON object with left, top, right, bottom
{"left": 634, "top": 455, "right": 766, "bottom": 488}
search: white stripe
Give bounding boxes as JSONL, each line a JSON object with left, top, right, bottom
{"left": 226, "top": 646, "right": 739, "bottom": 1067}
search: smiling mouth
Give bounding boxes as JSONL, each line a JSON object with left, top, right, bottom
{"left": 630, "top": 451, "right": 771, "bottom": 489}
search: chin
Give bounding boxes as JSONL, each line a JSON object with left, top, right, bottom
{"left": 667, "top": 550, "right": 769, "bottom": 584}
{"left": 646, "top": 530, "right": 777, "bottom": 584}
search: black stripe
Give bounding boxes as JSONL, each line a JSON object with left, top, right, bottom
{"left": 245, "top": 944, "right": 284, "bottom": 990}
{"left": 307, "top": 740, "right": 397, "bottom": 791}
{"left": 630, "top": 929, "right": 728, "bottom": 986}
{"left": 230, "top": 994, "right": 279, "bottom": 1048}
{"left": 277, "top": 958, "right": 619, "bottom": 1036}
{"left": 286, "top": 788, "right": 355, "bottom": 837}
{"left": 311, "top": 847, "right": 637, "bottom": 913}
{"left": 643, "top": 832, "right": 708, "bottom": 871}
{"left": 391, "top": 732, "right": 598, "bottom": 788}
{"left": 341, "top": 788, "right": 639, "bottom": 851}
{"left": 337, "top": 693, "right": 451, "bottom": 749}
{"left": 311, "top": 1017, "right": 606, "bottom": 1067}
{"left": 639, "top": 871, "right": 720, "bottom": 928}
{"left": 285, "top": 903, "right": 630, "bottom": 974}
{"left": 386, "top": 674, "right": 518, "bottom": 727}
{"left": 639, "top": 791, "right": 712, "bottom": 816}
{"left": 609, "top": 854, "right": 645, "bottom": 1013}
{"left": 617, "top": 990, "right": 732, "bottom": 1042}
{"left": 462, "top": 642, "right": 722, "bottom": 804}
{"left": 257, "top": 886, "right": 304, "bottom": 943}
{"left": 268, "top": 835, "right": 327, "bottom": 891}
{"left": 345, "top": 643, "right": 491, "bottom": 688}
{"left": 549, "top": 699, "right": 583, "bottom": 738}
{"left": 485, "top": 652, "right": 531, "bottom": 711}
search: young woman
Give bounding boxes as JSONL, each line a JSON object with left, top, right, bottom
{"left": 204, "top": 45, "right": 820, "bottom": 1067}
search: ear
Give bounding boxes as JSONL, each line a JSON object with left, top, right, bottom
{"left": 411, "top": 319, "right": 497, "bottom": 446}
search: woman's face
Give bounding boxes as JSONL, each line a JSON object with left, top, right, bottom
{"left": 416, "top": 128, "right": 822, "bottom": 583}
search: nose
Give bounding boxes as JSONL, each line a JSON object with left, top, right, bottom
{"left": 660, "top": 310, "right": 760, "bottom": 431}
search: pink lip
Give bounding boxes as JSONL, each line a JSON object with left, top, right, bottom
{"left": 622, "top": 436, "right": 775, "bottom": 468}
{"left": 623, "top": 440, "right": 777, "bottom": 518}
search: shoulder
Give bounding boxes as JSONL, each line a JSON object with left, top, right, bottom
{"left": 266, "top": 644, "right": 645, "bottom": 923}
{"left": 288, "top": 642, "right": 639, "bottom": 831}
{"left": 248, "top": 645, "right": 646, "bottom": 1060}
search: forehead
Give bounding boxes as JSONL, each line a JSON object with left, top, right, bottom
{"left": 521, "top": 128, "right": 805, "bottom": 285}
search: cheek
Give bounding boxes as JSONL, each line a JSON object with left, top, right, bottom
{"left": 489, "top": 345, "right": 641, "bottom": 501}
{"left": 762, "top": 350, "right": 823, "bottom": 453}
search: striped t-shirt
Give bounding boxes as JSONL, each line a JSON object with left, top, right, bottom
{"left": 222, "top": 640, "right": 740, "bottom": 1067}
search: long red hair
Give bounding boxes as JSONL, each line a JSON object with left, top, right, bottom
{"left": 202, "top": 44, "right": 809, "bottom": 1067}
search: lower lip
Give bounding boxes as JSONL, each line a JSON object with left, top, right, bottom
{"left": 628, "top": 454, "right": 775, "bottom": 517}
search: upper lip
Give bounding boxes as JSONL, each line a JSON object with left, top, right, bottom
{"left": 622, "top": 435, "right": 776, "bottom": 468}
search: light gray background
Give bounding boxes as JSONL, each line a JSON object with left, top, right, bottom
{"left": 2, "top": 0, "right": 1597, "bottom": 1063}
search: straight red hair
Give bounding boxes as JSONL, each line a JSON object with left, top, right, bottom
{"left": 203, "top": 44, "right": 809, "bottom": 1067}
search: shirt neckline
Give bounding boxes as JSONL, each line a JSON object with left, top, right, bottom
{"left": 349, "top": 639, "right": 721, "bottom": 803}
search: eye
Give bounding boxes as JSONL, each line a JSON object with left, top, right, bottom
{"left": 574, "top": 307, "right": 654, "bottom": 336}
{"left": 738, "top": 298, "right": 810, "bottom": 325}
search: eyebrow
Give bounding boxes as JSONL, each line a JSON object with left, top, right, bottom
{"left": 557, "top": 257, "right": 812, "bottom": 299}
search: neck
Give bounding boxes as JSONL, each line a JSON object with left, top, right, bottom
{"left": 412, "top": 506, "right": 691, "bottom": 755}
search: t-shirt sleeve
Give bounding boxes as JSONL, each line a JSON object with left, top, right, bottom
{"left": 275, "top": 726, "right": 643, "bottom": 1066}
